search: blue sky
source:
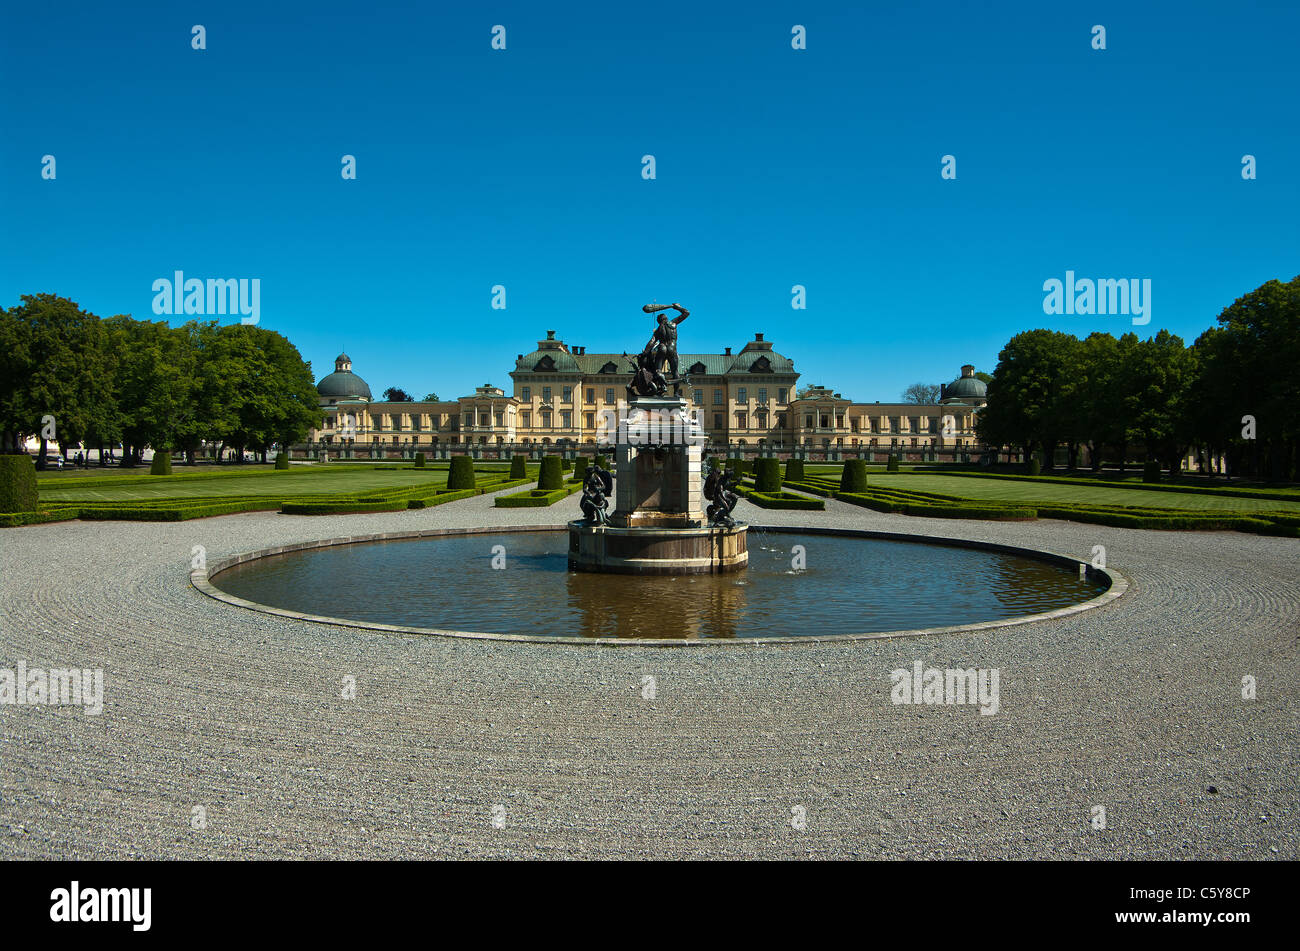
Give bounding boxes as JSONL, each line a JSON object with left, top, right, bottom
{"left": 2, "top": 0, "right": 1296, "bottom": 401}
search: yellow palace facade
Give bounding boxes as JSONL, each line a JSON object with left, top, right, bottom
{"left": 304, "top": 330, "right": 986, "bottom": 457}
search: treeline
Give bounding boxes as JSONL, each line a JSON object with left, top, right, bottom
{"left": 977, "top": 276, "right": 1300, "bottom": 480}
{"left": 0, "top": 294, "right": 323, "bottom": 467}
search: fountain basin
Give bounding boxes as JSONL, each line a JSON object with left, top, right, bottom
{"left": 568, "top": 519, "right": 748, "bottom": 574}
{"left": 196, "top": 525, "right": 1125, "bottom": 643}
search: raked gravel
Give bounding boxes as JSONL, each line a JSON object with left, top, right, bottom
{"left": 1, "top": 487, "right": 1297, "bottom": 859}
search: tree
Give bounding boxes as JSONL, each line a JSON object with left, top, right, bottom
{"left": 976, "top": 330, "right": 1079, "bottom": 469}
{"left": 901, "top": 383, "right": 940, "bottom": 404}
{"left": 0, "top": 295, "right": 112, "bottom": 466}
{"left": 422, "top": 392, "right": 440, "bottom": 402}
{"left": 104, "top": 316, "right": 196, "bottom": 464}
{"left": 1190, "top": 275, "right": 1300, "bottom": 479}
{"left": 383, "top": 387, "right": 413, "bottom": 402}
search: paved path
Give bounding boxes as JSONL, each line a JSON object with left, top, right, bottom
{"left": 1, "top": 490, "right": 1296, "bottom": 859}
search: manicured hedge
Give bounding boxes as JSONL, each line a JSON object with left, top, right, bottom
{"left": 406, "top": 488, "right": 476, "bottom": 509}
{"left": 0, "top": 509, "right": 76, "bottom": 527}
{"left": 839, "top": 459, "right": 868, "bottom": 493}
{"left": 414, "top": 452, "right": 426, "bottom": 469}
{"left": 509, "top": 455, "right": 527, "bottom": 479}
{"left": 150, "top": 451, "right": 172, "bottom": 475}
{"left": 785, "top": 459, "right": 806, "bottom": 482}
{"left": 1028, "top": 457, "right": 1041, "bottom": 476}
{"left": 753, "top": 458, "right": 782, "bottom": 493}
{"left": 886, "top": 455, "right": 900, "bottom": 472}
{"left": 744, "top": 490, "right": 825, "bottom": 510}
{"left": 275, "top": 451, "right": 290, "bottom": 470}
{"left": 447, "top": 455, "right": 476, "bottom": 490}
{"left": 0, "top": 454, "right": 38, "bottom": 513}
{"left": 538, "top": 456, "right": 564, "bottom": 490}
{"left": 1142, "top": 461, "right": 1161, "bottom": 483}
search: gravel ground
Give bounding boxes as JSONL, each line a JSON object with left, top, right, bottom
{"left": 1, "top": 488, "right": 1297, "bottom": 860}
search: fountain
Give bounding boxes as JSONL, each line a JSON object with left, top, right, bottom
{"left": 567, "top": 302, "right": 748, "bottom": 574}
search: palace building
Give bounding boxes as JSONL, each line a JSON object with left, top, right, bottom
{"left": 305, "top": 332, "right": 986, "bottom": 456}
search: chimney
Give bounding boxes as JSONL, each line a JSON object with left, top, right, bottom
{"left": 961, "top": 364, "right": 974, "bottom": 378}
{"left": 755, "top": 332, "right": 764, "bottom": 342}
{"left": 724, "top": 347, "right": 732, "bottom": 356}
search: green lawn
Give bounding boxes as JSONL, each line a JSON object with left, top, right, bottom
{"left": 38, "top": 467, "right": 455, "bottom": 502}
{"left": 860, "top": 472, "right": 1300, "bottom": 512}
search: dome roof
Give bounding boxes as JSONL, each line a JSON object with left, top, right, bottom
{"left": 318, "top": 353, "right": 371, "bottom": 400}
{"left": 942, "top": 365, "right": 987, "bottom": 403}
{"left": 945, "top": 376, "right": 986, "bottom": 398}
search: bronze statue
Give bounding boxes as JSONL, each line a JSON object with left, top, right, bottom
{"left": 580, "top": 461, "right": 614, "bottom": 524}
{"left": 626, "top": 301, "right": 691, "bottom": 399}
{"left": 703, "top": 463, "right": 739, "bottom": 527}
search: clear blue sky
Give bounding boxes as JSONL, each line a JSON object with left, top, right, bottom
{"left": 2, "top": 0, "right": 1296, "bottom": 401}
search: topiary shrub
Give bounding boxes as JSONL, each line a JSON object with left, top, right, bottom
{"left": 1027, "top": 457, "right": 1041, "bottom": 476}
{"left": 0, "top": 454, "right": 38, "bottom": 512}
{"left": 1142, "top": 461, "right": 1161, "bottom": 483}
{"left": 509, "top": 455, "right": 526, "bottom": 479}
{"left": 726, "top": 458, "right": 746, "bottom": 478}
{"left": 538, "top": 455, "right": 563, "bottom": 489}
{"left": 785, "top": 458, "right": 806, "bottom": 482}
{"left": 753, "top": 457, "right": 782, "bottom": 492}
{"left": 150, "top": 451, "right": 172, "bottom": 475}
{"left": 447, "top": 455, "right": 476, "bottom": 490}
{"left": 839, "top": 458, "right": 868, "bottom": 492}
{"left": 414, "top": 452, "right": 426, "bottom": 468}
{"left": 887, "top": 455, "right": 900, "bottom": 472}
{"left": 275, "top": 451, "right": 290, "bottom": 470}
{"left": 594, "top": 454, "right": 608, "bottom": 470}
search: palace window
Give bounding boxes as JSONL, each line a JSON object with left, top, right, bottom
{"left": 778, "top": 388, "right": 787, "bottom": 403}
{"left": 605, "top": 387, "right": 615, "bottom": 404}
{"left": 805, "top": 415, "right": 813, "bottom": 428}
{"left": 371, "top": 414, "right": 382, "bottom": 430}
{"left": 521, "top": 386, "right": 531, "bottom": 401}
{"left": 541, "top": 411, "right": 552, "bottom": 428}
{"left": 758, "top": 388, "right": 767, "bottom": 403}
{"left": 585, "top": 412, "right": 595, "bottom": 429}
{"left": 561, "top": 411, "right": 572, "bottom": 428}
{"left": 542, "top": 386, "right": 551, "bottom": 402}
{"left": 714, "top": 414, "right": 724, "bottom": 428}
{"left": 909, "top": 416, "right": 920, "bottom": 434}
{"left": 521, "top": 411, "right": 531, "bottom": 427}
{"left": 562, "top": 386, "right": 572, "bottom": 403}
{"left": 693, "top": 390, "right": 703, "bottom": 405}
{"left": 411, "top": 415, "right": 422, "bottom": 431}
{"left": 713, "top": 389, "right": 722, "bottom": 405}
{"left": 495, "top": 413, "right": 504, "bottom": 427}
{"left": 586, "top": 388, "right": 595, "bottom": 403}
{"left": 836, "top": 415, "right": 845, "bottom": 428}
{"left": 737, "top": 387, "right": 747, "bottom": 403}
{"left": 820, "top": 414, "right": 830, "bottom": 428}
{"left": 736, "top": 412, "right": 747, "bottom": 428}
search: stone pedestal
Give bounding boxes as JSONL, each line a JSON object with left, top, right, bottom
{"left": 568, "top": 396, "right": 747, "bottom": 574}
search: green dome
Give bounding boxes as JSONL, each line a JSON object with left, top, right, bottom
{"left": 318, "top": 354, "right": 372, "bottom": 400}
{"left": 942, "top": 365, "right": 986, "bottom": 402}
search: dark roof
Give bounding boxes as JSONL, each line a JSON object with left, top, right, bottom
{"left": 317, "top": 370, "right": 372, "bottom": 400}
{"left": 513, "top": 350, "right": 795, "bottom": 376}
